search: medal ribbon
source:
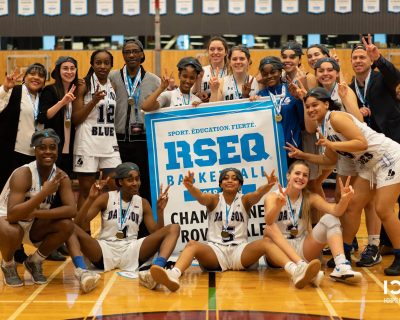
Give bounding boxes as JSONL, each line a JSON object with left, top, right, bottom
{"left": 286, "top": 192, "right": 303, "bottom": 228}
{"left": 268, "top": 84, "right": 286, "bottom": 118}
{"left": 211, "top": 65, "right": 225, "bottom": 79}
{"left": 233, "top": 75, "right": 247, "bottom": 99}
{"left": 354, "top": 70, "right": 372, "bottom": 125}
{"left": 224, "top": 194, "right": 238, "bottom": 229}
{"left": 123, "top": 66, "right": 142, "bottom": 122}
{"left": 178, "top": 88, "right": 190, "bottom": 106}
{"left": 118, "top": 192, "right": 134, "bottom": 232}
{"left": 317, "top": 111, "right": 331, "bottom": 154}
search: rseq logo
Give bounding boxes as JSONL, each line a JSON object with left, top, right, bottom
{"left": 384, "top": 280, "right": 400, "bottom": 304}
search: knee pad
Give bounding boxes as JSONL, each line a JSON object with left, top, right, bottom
{"left": 312, "top": 214, "right": 342, "bottom": 244}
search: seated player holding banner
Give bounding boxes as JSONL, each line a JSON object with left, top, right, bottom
{"left": 66, "top": 162, "right": 180, "bottom": 293}
{"left": 149, "top": 168, "right": 322, "bottom": 292}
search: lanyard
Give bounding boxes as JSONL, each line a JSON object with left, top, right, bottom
{"left": 123, "top": 66, "right": 141, "bottom": 122}
{"left": 23, "top": 84, "right": 39, "bottom": 123}
{"left": 354, "top": 70, "right": 372, "bottom": 107}
{"left": 177, "top": 88, "right": 190, "bottom": 106}
{"left": 286, "top": 192, "right": 303, "bottom": 227}
{"left": 233, "top": 75, "right": 248, "bottom": 99}
{"left": 317, "top": 111, "right": 331, "bottom": 154}
{"left": 268, "top": 84, "right": 286, "bottom": 116}
{"left": 65, "top": 102, "right": 72, "bottom": 121}
{"left": 211, "top": 65, "right": 225, "bottom": 78}
{"left": 224, "top": 194, "right": 238, "bottom": 227}
{"left": 118, "top": 192, "right": 134, "bottom": 231}
{"left": 329, "top": 82, "right": 338, "bottom": 99}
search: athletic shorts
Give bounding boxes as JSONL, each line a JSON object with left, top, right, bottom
{"left": 18, "top": 220, "right": 40, "bottom": 247}
{"left": 287, "top": 233, "right": 307, "bottom": 262}
{"left": 205, "top": 242, "right": 248, "bottom": 272}
{"left": 73, "top": 153, "right": 121, "bottom": 173}
{"left": 357, "top": 150, "right": 400, "bottom": 189}
{"left": 97, "top": 237, "right": 145, "bottom": 272}
{"left": 336, "top": 155, "right": 357, "bottom": 177}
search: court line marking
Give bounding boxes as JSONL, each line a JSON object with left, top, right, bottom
{"left": 315, "top": 286, "right": 341, "bottom": 320}
{"left": 6, "top": 259, "right": 70, "bottom": 320}
{"left": 85, "top": 271, "right": 118, "bottom": 319}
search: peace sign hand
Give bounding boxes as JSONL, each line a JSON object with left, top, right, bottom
{"left": 287, "top": 76, "right": 307, "bottom": 100}
{"left": 315, "top": 127, "right": 332, "bottom": 148}
{"left": 284, "top": 142, "right": 305, "bottom": 159}
{"left": 88, "top": 171, "right": 110, "bottom": 200}
{"left": 276, "top": 181, "right": 291, "bottom": 206}
{"left": 337, "top": 82, "right": 348, "bottom": 100}
{"left": 160, "top": 69, "right": 173, "bottom": 91}
{"left": 338, "top": 176, "right": 354, "bottom": 202}
{"left": 361, "top": 33, "right": 380, "bottom": 62}
{"left": 330, "top": 48, "right": 340, "bottom": 63}
{"left": 3, "top": 69, "right": 23, "bottom": 92}
{"left": 92, "top": 85, "right": 106, "bottom": 104}
{"left": 242, "top": 76, "right": 254, "bottom": 98}
{"left": 157, "top": 184, "right": 171, "bottom": 211}
{"left": 183, "top": 171, "right": 195, "bottom": 189}
{"left": 42, "top": 171, "right": 67, "bottom": 195}
{"left": 61, "top": 84, "right": 76, "bottom": 105}
{"left": 264, "top": 169, "right": 278, "bottom": 187}
{"left": 209, "top": 67, "right": 220, "bottom": 92}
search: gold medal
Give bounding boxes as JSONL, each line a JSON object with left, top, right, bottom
{"left": 275, "top": 114, "right": 283, "bottom": 122}
{"left": 290, "top": 228, "right": 298, "bottom": 237}
{"left": 65, "top": 119, "right": 71, "bottom": 128}
{"left": 128, "top": 97, "right": 135, "bottom": 106}
{"left": 116, "top": 231, "right": 125, "bottom": 239}
{"left": 221, "top": 230, "right": 230, "bottom": 238}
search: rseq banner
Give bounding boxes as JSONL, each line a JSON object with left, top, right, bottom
{"left": 145, "top": 98, "right": 287, "bottom": 252}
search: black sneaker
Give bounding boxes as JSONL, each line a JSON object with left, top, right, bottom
{"left": 356, "top": 244, "right": 382, "bottom": 267}
{"left": 384, "top": 254, "right": 400, "bottom": 276}
{"left": 326, "top": 250, "right": 352, "bottom": 268}
{"left": 46, "top": 250, "right": 66, "bottom": 261}
{"left": 24, "top": 258, "right": 47, "bottom": 284}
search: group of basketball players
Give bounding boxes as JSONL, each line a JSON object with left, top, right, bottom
{"left": 0, "top": 34, "right": 400, "bottom": 294}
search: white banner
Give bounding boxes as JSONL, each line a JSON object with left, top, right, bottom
{"left": 202, "top": 0, "right": 219, "bottom": 14}
{"left": 228, "top": 0, "right": 246, "bottom": 14}
{"left": 281, "top": 0, "right": 299, "bottom": 14}
{"left": 363, "top": 0, "right": 379, "bottom": 13}
{"left": 176, "top": 0, "right": 193, "bottom": 15}
{"left": 96, "top": 0, "right": 113, "bottom": 15}
{"left": 255, "top": 0, "right": 272, "bottom": 14}
{"left": 149, "top": 0, "right": 167, "bottom": 14}
{"left": 70, "top": 0, "right": 87, "bottom": 16}
{"left": 388, "top": 0, "right": 400, "bottom": 12}
{"left": 123, "top": 0, "right": 140, "bottom": 15}
{"left": 145, "top": 99, "right": 288, "bottom": 252}
{"left": 308, "top": 0, "right": 325, "bottom": 14}
{"left": 0, "top": 0, "right": 8, "bottom": 16}
{"left": 334, "top": 0, "right": 352, "bottom": 13}
{"left": 18, "top": 0, "right": 35, "bottom": 16}
{"left": 43, "top": 0, "right": 61, "bottom": 16}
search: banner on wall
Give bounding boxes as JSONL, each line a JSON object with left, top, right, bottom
{"left": 70, "top": 0, "right": 87, "bottom": 16}
{"left": 202, "top": 0, "right": 219, "bottom": 14}
{"left": 123, "top": 0, "right": 140, "bottom": 15}
{"left": 44, "top": 0, "right": 61, "bottom": 16}
{"left": 363, "top": 0, "right": 379, "bottom": 13}
{"left": 334, "top": 0, "right": 352, "bottom": 13}
{"left": 176, "top": 0, "right": 193, "bottom": 15}
{"left": 388, "top": 0, "right": 400, "bottom": 12}
{"left": 255, "top": 0, "right": 272, "bottom": 14}
{"left": 145, "top": 99, "right": 288, "bottom": 252}
{"left": 18, "top": 0, "right": 35, "bottom": 16}
{"left": 149, "top": 0, "right": 167, "bottom": 14}
{"left": 228, "top": 0, "right": 246, "bottom": 14}
{"left": 281, "top": 0, "right": 299, "bottom": 14}
{"left": 96, "top": 0, "right": 113, "bottom": 16}
{"left": 308, "top": 0, "right": 325, "bottom": 14}
{"left": 0, "top": 0, "right": 8, "bottom": 16}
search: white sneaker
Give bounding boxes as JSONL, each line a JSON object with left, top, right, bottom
{"left": 75, "top": 268, "right": 101, "bottom": 293}
{"left": 311, "top": 271, "right": 324, "bottom": 287}
{"left": 292, "top": 259, "right": 321, "bottom": 289}
{"left": 150, "top": 265, "right": 180, "bottom": 292}
{"left": 330, "top": 262, "right": 362, "bottom": 284}
{"left": 139, "top": 270, "right": 157, "bottom": 290}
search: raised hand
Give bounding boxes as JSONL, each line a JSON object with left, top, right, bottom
{"left": 88, "top": 171, "right": 110, "bottom": 200}
{"left": 287, "top": 76, "right": 307, "bottom": 100}
{"left": 242, "top": 76, "right": 254, "bottom": 98}
{"left": 183, "top": 170, "right": 195, "bottom": 189}
{"left": 264, "top": 169, "right": 278, "bottom": 187}
{"left": 361, "top": 33, "right": 380, "bottom": 62}
{"left": 315, "top": 127, "right": 332, "bottom": 149}
{"left": 284, "top": 142, "right": 305, "bottom": 159}
{"left": 157, "top": 183, "right": 171, "bottom": 211}
{"left": 160, "top": 69, "right": 173, "bottom": 91}
{"left": 330, "top": 48, "right": 340, "bottom": 63}
{"left": 209, "top": 67, "right": 220, "bottom": 92}
{"left": 61, "top": 84, "right": 76, "bottom": 105}
{"left": 338, "top": 176, "right": 354, "bottom": 202}
{"left": 3, "top": 68, "right": 23, "bottom": 91}
{"left": 92, "top": 85, "right": 106, "bottom": 104}
{"left": 42, "top": 171, "right": 67, "bottom": 195}
{"left": 276, "top": 181, "right": 291, "bottom": 207}
{"left": 337, "top": 82, "right": 348, "bottom": 100}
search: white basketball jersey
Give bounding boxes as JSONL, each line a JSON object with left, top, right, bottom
{"left": 74, "top": 76, "right": 119, "bottom": 157}
{"left": 98, "top": 191, "right": 143, "bottom": 241}
{"left": 158, "top": 88, "right": 201, "bottom": 108}
{"left": 0, "top": 161, "right": 57, "bottom": 218}
{"left": 325, "top": 111, "right": 393, "bottom": 169}
{"left": 330, "top": 83, "right": 346, "bottom": 112}
{"left": 201, "top": 65, "right": 227, "bottom": 95}
{"left": 274, "top": 190, "right": 307, "bottom": 239}
{"left": 221, "top": 75, "right": 258, "bottom": 101}
{"left": 207, "top": 193, "right": 248, "bottom": 245}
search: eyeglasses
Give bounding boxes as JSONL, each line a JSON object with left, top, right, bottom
{"left": 123, "top": 49, "right": 142, "bottom": 55}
